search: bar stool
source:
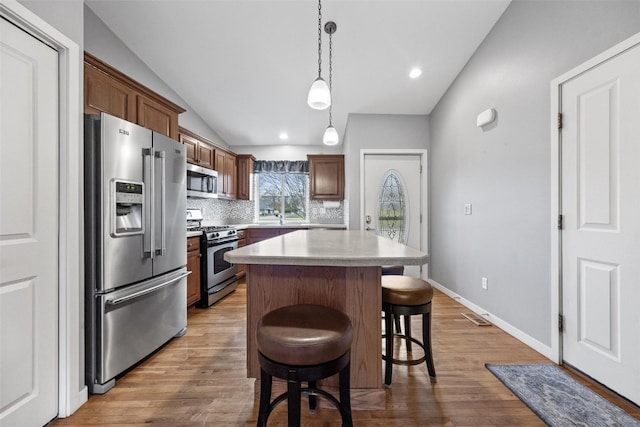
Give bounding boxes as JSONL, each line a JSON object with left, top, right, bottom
{"left": 382, "top": 275, "right": 436, "bottom": 386}
{"left": 381, "top": 265, "right": 405, "bottom": 336}
{"left": 256, "top": 304, "right": 353, "bottom": 427}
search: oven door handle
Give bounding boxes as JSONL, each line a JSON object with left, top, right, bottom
{"left": 207, "top": 238, "right": 239, "bottom": 247}
{"left": 106, "top": 271, "right": 191, "bottom": 306}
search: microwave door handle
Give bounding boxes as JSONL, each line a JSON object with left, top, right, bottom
{"left": 143, "top": 148, "right": 154, "bottom": 259}
{"left": 155, "top": 151, "right": 166, "bottom": 256}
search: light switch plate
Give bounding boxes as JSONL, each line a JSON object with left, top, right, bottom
{"left": 464, "top": 203, "right": 472, "bottom": 215}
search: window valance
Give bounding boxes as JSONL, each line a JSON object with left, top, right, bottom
{"left": 253, "top": 160, "right": 309, "bottom": 174}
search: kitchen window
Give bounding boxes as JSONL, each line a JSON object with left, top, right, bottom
{"left": 254, "top": 161, "right": 309, "bottom": 222}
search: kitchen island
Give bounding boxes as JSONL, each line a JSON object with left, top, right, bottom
{"left": 225, "top": 229, "right": 429, "bottom": 407}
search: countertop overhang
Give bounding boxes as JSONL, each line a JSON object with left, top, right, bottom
{"left": 231, "top": 223, "right": 346, "bottom": 230}
{"left": 225, "top": 229, "right": 429, "bottom": 267}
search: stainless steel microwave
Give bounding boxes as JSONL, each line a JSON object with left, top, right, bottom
{"left": 186, "top": 163, "right": 218, "bottom": 198}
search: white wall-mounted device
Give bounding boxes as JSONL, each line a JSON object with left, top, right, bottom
{"left": 476, "top": 108, "right": 496, "bottom": 127}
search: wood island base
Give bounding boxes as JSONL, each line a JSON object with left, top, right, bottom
{"left": 245, "top": 263, "right": 384, "bottom": 404}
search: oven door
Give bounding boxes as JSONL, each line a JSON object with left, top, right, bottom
{"left": 207, "top": 239, "right": 238, "bottom": 290}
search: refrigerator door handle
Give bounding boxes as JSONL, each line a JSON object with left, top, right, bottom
{"left": 143, "top": 148, "right": 154, "bottom": 259}
{"left": 155, "top": 150, "right": 166, "bottom": 256}
{"left": 105, "top": 271, "right": 191, "bottom": 306}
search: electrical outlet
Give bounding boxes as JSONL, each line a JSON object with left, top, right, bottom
{"left": 481, "top": 277, "right": 488, "bottom": 290}
{"left": 464, "top": 203, "right": 472, "bottom": 215}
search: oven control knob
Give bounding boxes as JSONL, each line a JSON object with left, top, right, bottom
{"left": 212, "top": 232, "right": 219, "bottom": 238}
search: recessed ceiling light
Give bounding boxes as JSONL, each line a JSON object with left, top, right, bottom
{"left": 279, "top": 132, "right": 288, "bottom": 140}
{"left": 409, "top": 68, "right": 422, "bottom": 79}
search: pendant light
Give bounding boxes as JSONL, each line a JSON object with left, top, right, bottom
{"left": 307, "top": 0, "right": 330, "bottom": 110}
{"left": 323, "top": 21, "right": 339, "bottom": 145}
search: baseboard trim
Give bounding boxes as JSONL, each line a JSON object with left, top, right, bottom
{"left": 429, "top": 280, "right": 553, "bottom": 360}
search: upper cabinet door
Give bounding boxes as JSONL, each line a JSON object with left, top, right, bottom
{"left": 179, "top": 129, "right": 215, "bottom": 168}
{"left": 308, "top": 154, "right": 345, "bottom": 200}
{"left": 179, "top": 133, "right": 198, "bottom": 165}
{"left": 237, "top": 154, "right": 255, "bottom": 200}
{"left": 197, "top": 142, "right": 215, "bottom": 170}
{"left": 224, "top": 152, "right": 237, "bottom": 199}
{"left": 137, "top": 95, "right": 178, "bottom": 140}
{"left": 84, "top": 64, "right": 137, "bottom": 122}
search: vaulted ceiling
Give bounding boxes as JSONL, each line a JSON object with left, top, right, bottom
{"left": 86, "top": 0, "right": 510, "bottom": 146}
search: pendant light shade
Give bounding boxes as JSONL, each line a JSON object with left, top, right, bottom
{"left": 307, "top": 77, "right": 331, "bottom": 110}
{"left": 323, "top": 125, "right": 339, "bottom": 145}
{"left": 307, "top": 0, "right": 330, "bottom": 110}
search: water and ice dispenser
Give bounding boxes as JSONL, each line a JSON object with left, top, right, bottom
{"left": 112, "top": 180, "right": 143, "bottom": 236}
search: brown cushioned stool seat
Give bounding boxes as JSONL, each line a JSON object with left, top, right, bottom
{"left": 382, "top": 276, "right": 436, "bottom": 386}
{"left": 256, "top": 304, "right": 353, "bottom": 427}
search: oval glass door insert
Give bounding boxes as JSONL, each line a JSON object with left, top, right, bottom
{"left": 377, "top": 170, "right": 408, "bottom": 244}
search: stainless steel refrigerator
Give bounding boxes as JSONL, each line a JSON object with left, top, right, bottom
{"left": 84, "top": 113, "right": 189, "bottom": 394}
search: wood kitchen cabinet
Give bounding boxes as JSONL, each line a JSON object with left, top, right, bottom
{"left": 236, "top": 154, "right": 255, "bottom": 200}
{"left": 216, "top": 150, "right": 237, "bottom": 199}
{"left": 246, "top": 227, "right": 301, "bottom": 245}
{"left": 186, "top": 236, "right": 202, "bottom": 307}
{"left": 179, "top": 127, "right": 215, "bottom": 169}
{"left": 308, "top": 154, "right": 345, "bottom": 200}
{"left": 84, "top": 52, "right": 184, "bottom": 140}
{"left": 235, "top": 229, "right": 247, "bottom": 279}
{"left": 84, "top": 63, "right": 137, "bottom": 122}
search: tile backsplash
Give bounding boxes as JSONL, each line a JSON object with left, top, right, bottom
{"left": 186, "top": 198, "right": 344, "bottom": 225}
{"left": 186, "top": 198, "right": 254, "bottom": 224}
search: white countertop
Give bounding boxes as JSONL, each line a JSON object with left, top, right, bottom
{"left": 226, "top": 223, "right": 346, "bottom": 230}
{"left": 225, "top": 229, "right": 429, "bottom": 267}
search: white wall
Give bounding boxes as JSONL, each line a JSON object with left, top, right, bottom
{"left": 429, "top": 0, "right": 640, "bottom": 347}
{"left": 18, "top": 0, "right": 83, "bottom": 47}
{"left": 343, "top": 113, "right": 429, "bottom": 230}
{"left": 83, "top": 5, "right": 226, "bottom": 146}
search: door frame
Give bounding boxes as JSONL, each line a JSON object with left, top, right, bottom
{"left": 359, "top": 149, "right": 429, "bottom": 279}
{"left": 1, "top": 1, "right": 85, "bottom": 417}
{"left": 550, "top": 31, "right": 640, "bottom": 365}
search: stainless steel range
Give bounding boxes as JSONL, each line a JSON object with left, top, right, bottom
{"left": 187, "top": 209, "right": 239, "bottom": 307}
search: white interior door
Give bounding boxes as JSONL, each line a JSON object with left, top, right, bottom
{"left": 0, "top": 18, "right": 59, "bottom": 425}
{"left": 363, "top": 154, "right": 423, "bottom": 278}
{"left": 560, "top": 41, "right": 640, "bottom": 405}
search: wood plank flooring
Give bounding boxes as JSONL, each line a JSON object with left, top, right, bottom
{"left": 53, "top": 280, "right": 639, "bottom": 426}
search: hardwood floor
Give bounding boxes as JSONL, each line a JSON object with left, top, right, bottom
{"left": 53, "top": 280, "right": 639, "bottom": 426}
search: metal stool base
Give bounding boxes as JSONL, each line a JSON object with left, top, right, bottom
{"left": 256, "top": 351, "right": 353, "bottom": 427}
{"left": 383, "top": 301, "right": 436, "bottom": 386}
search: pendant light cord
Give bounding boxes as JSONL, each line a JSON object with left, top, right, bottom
{"left": 317, "top": 0, "right": 322, "bottom": 78}
{"left": 328, "top": 30, "right": 333, "bottom": 125}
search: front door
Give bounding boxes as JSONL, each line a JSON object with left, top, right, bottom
{"left": 363, "top": 153, "right": 423, "bottom": 278}
{"left": 0, "top": 17, "right": 59, "bottom": 425}
{"left": 560, "top": 41, "right": 640, "bottom": 405}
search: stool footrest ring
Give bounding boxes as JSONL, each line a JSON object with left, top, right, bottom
{"left": 382, "top": 333, "right": 427, "bottom": 365}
